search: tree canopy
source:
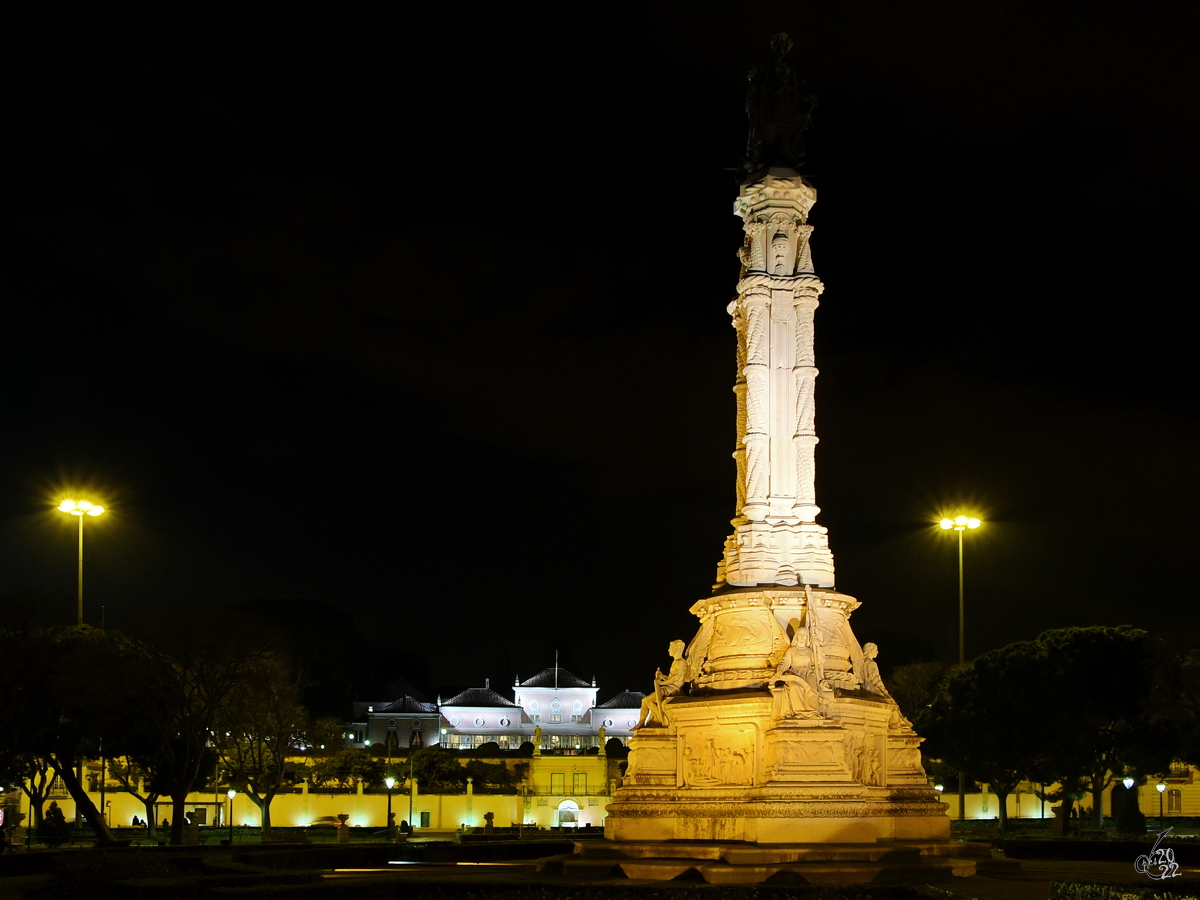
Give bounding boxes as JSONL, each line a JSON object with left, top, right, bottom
{"left": 919, "top": 625, "right": 1183, "bottom": 830}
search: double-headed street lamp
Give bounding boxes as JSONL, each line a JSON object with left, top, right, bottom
{"left": 939, "top": 514, "right": 981, "bottom": 821}
{"left": 57, "top": 500, "right": 105, "bottom": 627}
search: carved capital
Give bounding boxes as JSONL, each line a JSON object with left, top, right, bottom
{"left": 735, "top": 175, "right": 818, "bottom": 222}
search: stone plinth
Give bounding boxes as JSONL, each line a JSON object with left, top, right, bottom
{"left": 548, "top": 838, "right": 988, "bottom": 884}
{"left": 607, "top": 586, "right": 948, "bottom": 845}
{"left": 608, "top": 690, "right": 946, "bottom": 844}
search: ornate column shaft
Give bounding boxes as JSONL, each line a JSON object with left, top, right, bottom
{"left": 718, "top": 173, "right": 834, "bottom": 589}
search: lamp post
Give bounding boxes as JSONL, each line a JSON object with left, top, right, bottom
{"left": 1122, "top": 776, "right": 1136, "bottom": 821}
{"left": 385, "top": 776, "right": 395, "bottom": 832}
{"left": 939, "top": 514, "right": 981, "bottom": 820}
{"left": 1156, "top": 780, "right": 1166, "bottom": 825}
{"left": 227, "top": 789, "right": 236, "bottom": 844}
{"left": 57, "top": 500, "right": 104, "bottom": 627}
{"left": 407, "top": 755, "right": 415, "bottom": 832}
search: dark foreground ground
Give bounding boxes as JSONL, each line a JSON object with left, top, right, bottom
{"left": 0, "top": 841, "right": 1196, "bottom": 900}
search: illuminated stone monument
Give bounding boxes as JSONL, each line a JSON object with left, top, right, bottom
{"left": 601, "top": 35, "right": 948, "bottom": 850}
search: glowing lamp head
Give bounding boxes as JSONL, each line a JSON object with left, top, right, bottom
{"left": 58, "top": 500, "right": 104, "bottom": 517}
{"left": 940, "top": 515, "right": 982, "bottom": 531}
{"left": 1123, "top": 776, "right": 1135, "bottom": 789}
{"left": 933, "top": 783, "right": 944, "bottom": 792}
{"left": 1157, "top": 781, "right": 1166, "bottom": 793}
{"left": 227, "top": 788, "right": 237, "bottom": 799}
{"left": 385, "top": 777, "right": 396, "bottom": 790}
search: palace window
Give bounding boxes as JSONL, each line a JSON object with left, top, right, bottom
{"left": 1168, "top": 790, "right": 1182, "bottom": 813}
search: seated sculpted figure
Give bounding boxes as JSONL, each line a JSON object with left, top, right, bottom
{"left": 770, "top": 628, "right": 823, "bottom": 720}
{"left": 635, "top": 640, "right": 686, "bottom": 728}
{"left": 861, "top": 642, "right": 914, "bottom": 730}
{"left": 859, "top": 642, "right": 891, "bottom": 697}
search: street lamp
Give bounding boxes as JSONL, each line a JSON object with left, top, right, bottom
{"left": 57, "top": 500, "right": 104, "bottom": 627}
{"left": 939, "top": 513, "right": 981, "bottom": 821}
{"left": 408, "top": 755, "right": 415, "bottom": 832}
{"left": 227, "top": 789, "right": 236, "bottom": 843}
{"left": 385, "top": 776, "right": 395, "bottom": 832}
{"left": 1156, "top": 780, "right": 1166, "bottom": 824}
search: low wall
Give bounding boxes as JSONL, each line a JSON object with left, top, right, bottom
{"left": 40, "top": 788, "right": 611, "bottom": 832}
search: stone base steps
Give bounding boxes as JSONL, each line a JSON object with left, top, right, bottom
{"left": 536, "top": 840, "right": 1001, "bottom": 885}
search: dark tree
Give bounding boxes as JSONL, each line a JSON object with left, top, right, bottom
{"left": 463, "top": 759, "right": 517, "bottom": 793}
{"left": 1032, "top": 626, "right": 1179, "bottom": 830}
{"left": 1173, "top": 649, "right": 1200, "bottom": 768}
{"left": 407, "top": 747, "right": 467, "bottom": 792}
{"left": 125, "top": 612, "right": 267, "bottom": 845}
{"left": 921, "top": 626, "right": 1181, "bottom": 832}
{"left": 888, "top": 660, "right": 954, "bottom": 723}
{"left": 920, "top": 644, "right": 1044, "bottom": 831}
{"left": 27, "top": 627, "right": 164, "bottom": 844}
{"left": 214, "top": 653, "right": 310, "bottom": 828}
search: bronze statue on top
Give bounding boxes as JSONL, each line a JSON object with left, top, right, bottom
{"left": 745, "top": 33, "right": 817, "bottom": 174}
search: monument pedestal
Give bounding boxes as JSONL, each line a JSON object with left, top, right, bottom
{"left": 607, "top": 688, "right": 947, "bottom": 845}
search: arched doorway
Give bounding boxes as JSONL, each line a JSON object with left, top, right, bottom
{"left": 556, "top": 799, "right": 579, "bottom": 827}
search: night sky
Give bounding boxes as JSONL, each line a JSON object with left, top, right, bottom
{"left": 5, "top": 3, "right": 1198, "bottom": 702}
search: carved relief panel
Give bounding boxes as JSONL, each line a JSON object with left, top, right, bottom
{"left": 795, "top": 223, "right": 814, "bottom": 273}
{"left": 793, "top": 437, "right": 816, "bottom": 507}
{"left": 624, "top": 732, "right": 678, "bottom": 786}
{"left": 764, "top": 733, "right": 849, "bottom": 782}
{"left": 843, "top": 732, "right": 885, "bottom": 786}
{"left": 793, "top": 304, "right": 815, "bottom": 367}
{"left": 794, "top": 370, "right": 816, "bottom": 434}
{"left": 744, "top": 368, "right": 767, "bottom": 436}
{"left": 744, "top": 434, "right": 768, "bottom": 506}
{"left": 747, "top": 217, "right": 767, "bottom": 271}
{"left": 682, "top": 727, "right": 757, "bottom": 787}
{"left": 710, "top": 610, "right": 777, "bottom": 658}
{"left": 744, "top": 300, "right": 769, "bottom": 367}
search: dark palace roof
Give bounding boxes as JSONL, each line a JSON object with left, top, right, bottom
{"left": 376, "top": 695, "right": 438, "bottom": 715}
{"left": 518, "top": 667, "right": 592, "bottom": 689}
{"left": 594, "top": 691, "right": 646, "bottom": 709}
{"left": 441, "top": 687, "right": 521, "bottom": 708}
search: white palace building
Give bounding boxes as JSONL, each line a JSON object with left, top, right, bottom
{"left": 345, "top": 666, "right": 646, "bottom": 755}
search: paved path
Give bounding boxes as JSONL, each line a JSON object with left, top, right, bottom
{"left": 319, "top": 854, "right": 1200, "bottom": 900}
{"left": 942, "top": 858, "right": 1200, "bottom": 900}
{"left": 0, "top": 874, "right": 51, "bottom": 900}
